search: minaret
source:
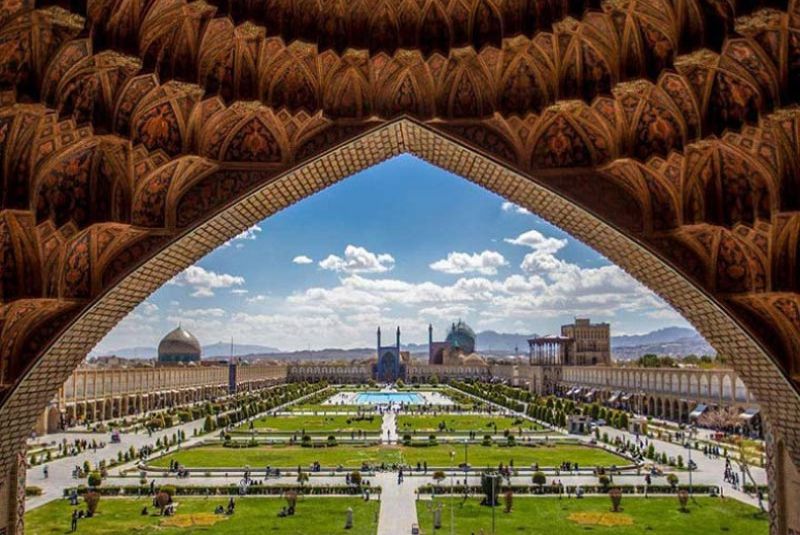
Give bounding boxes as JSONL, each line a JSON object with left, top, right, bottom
{"left": 377, "top": 326, "right": 381, "bottom": 350}
{"left": 396, "top": 326, "right": 401, "bottom": 377}
{"left": 428, "top": 323, "right": 433, "bottom": 362}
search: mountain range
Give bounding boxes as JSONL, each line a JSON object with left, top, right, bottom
{"left": 92, "top": 326, "right": 713, "bottom": 361}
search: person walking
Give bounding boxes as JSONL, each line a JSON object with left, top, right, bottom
{"left": 70, "top": 509, "right": 78, "bottom": 532}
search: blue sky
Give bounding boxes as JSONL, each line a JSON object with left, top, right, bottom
{"left": 95, "top": 155, "right": 689, "bottom": 353}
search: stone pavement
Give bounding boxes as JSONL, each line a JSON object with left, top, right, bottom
{"left": 382, "top": 411, "right": 397, "bottom": 444}
{"left": 375, "top": 472, "right": 419, "bottom": 535}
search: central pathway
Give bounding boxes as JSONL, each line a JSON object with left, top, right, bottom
{"left": 376, "top": 471, "right": 419, "bottom": 535}
{"left": 381, "top": 411, "right": 397, "bottom": 444}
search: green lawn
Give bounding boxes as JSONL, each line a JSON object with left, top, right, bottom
{"left": 239, "top": 415, "right": 381, "bottom": 433}
{"left": 150, "top": 442, "right": 624, "bottom": 469}
{"left": 397, "top": 415, "right": 544, "bottom": 433}
{"left": 417, "top": 496, "right": 768, "bottom": 534}
{"left": 26, "top": 497, "right": 378, "bottom": 534}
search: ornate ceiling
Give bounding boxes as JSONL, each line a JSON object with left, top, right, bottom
{"left": 0, "top": 0, "right": 800, "bottom": 480}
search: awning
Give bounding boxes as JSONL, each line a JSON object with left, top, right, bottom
{"left": 689, "top": 404, "right": 708, "bottom": 419}
{"left": 739, "top": 408, "right": 760, "bottom": 421}
{"left": 584, "top": 389, "right": 596, "bottom": 400}
{"left": 608, "top": 392, "right": 621, "bottom": 404}
{"left": 566, "top": 387, "right": 578, "bottom": 396}
{"left": 570, "top": 387, "right": 583, "bottom": 397}
{"left": 621, "top": 393, "right": 633, "bottom": 402}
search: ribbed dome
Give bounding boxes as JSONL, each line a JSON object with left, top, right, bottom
{"left": 157, "top": 326, "right": 201, "bottom": 363}
{"left": 446, "top": 320, "right": 476, "bottom": 354}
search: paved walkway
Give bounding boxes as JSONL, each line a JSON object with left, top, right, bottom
{"left": 375, "top": 472, "right": 419, "bottom": 535}
{"left": 382, "top": 411, "right": 396, "bottom": 444}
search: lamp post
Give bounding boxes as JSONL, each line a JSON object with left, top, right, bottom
{"left": 491, "top": 474, "right": 496, "bottom": 535}
{"left": 687, "top": 424, "right": 696, "bottom": 495}
{"left": 450, "top": 450, "right": 456, "bottom": 535}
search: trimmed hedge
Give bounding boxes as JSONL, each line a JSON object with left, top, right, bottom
{"left": 417, "top": 483, "right": 720, "bottom": 495}
{"left": 63, "top": 484, "right": 381, "bottom": 497}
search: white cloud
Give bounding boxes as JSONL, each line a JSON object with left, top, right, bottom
{"left": 292, "top": 255, "right": 314, "bottom": 265}
{"left": 176, "top": 308, "right": 227, "bottom": 318}
{"left": 222, "top": 225, "right": 262, "bottom": 247}
{"left": 430, "top": 250, "right": 508, "bottom": 275}
{"left": 231, "top": 289, "right": 249, "bottom": 295}
{"left": 505, "top": 229, "right": 567, "bottom": 254}
{"left": 319, "top": 245, "right": 395, "bottom": 273}
{"left": 246, "top": 294, "right": 268, "bottom": 303}
{"left": 419, "top": 304, "right": 475, "bottom": 320}
{"left": 168, "top": 265, "right": 245, "bottom": 298}
{"left": 501, "top": 201, "right": 531, "bottom": 215}
{"left": 140, "top": 302, "right": 159, "bottom": 315}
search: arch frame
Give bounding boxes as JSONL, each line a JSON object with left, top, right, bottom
{"left": 0, "top": 118, "right": 799, "bottom": 532}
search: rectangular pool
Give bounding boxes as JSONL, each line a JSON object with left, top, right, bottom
{"left": 354, "top": 392, "right": 424, "bottom": 405}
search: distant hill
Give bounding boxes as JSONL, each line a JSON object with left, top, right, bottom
{"left": 202, "top": 342, "right": 281, "bottom": 358}
{"left": 611, "top": 327, "right": 700, "bottom": 347}
{"left": 611, "top": 328, "right": 714, "bottom": 360}
{"left": 91, "top": 342, "right": 280, "bottom": 360}
{"left": 94, "top": 326, "right": 712, "bottom": 362}
{"left": 475, "top": 331, "right": 537, "bottom": 353}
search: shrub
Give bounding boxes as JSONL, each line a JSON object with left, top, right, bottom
{"left": 155, "top": 491, "right": 172, "bottom": 514}
{"left": 504, "top": 490, "right": 513, "bottom": 513}
{"left": 667, "top": 473, "right": 680, "bottom": 488}
{"left": 678, "top": 489, "right": 689, "bottom": 511}
{"left": 149, "top": 417, "right": 164, "bottom": 429}
{"left": 598, "top": 475, "right": 611, "bottom": 490}
{"left": 159, "top": 485, "right": 177, "bottom": 498}
{"left": 609, "top": 488, "right": 622, "bottom": 512}
{"left": 532, "top": 471, "right": 546, "bottom": 488}
{"left": 350, "top": 471, "right": 362, "bottom": 487}
{"left": 84, "top": 491, "right": 100, "bottom": 516}
{"left": 402, "top": 434, "right": 412, "bottom": 446}
{"left": 87, "top": 471, "right": 102, "bottom": 489}
{"left": 432, "top": 471, "right": 446, "bottom": 483}
{"left": 297, "top": 471, "right": 309, "bottom": 485}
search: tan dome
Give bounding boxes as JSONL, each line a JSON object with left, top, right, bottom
{"left": 157, "top": 326, "right": 201, "bottom": 363}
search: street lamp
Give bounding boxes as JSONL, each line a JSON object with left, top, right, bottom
{"left": 686, "top": 424, "right": 696, "bottom": 495}
{"left": 450, "top": 450, "right": 456, "bottom": 535}
{"left": 491, "top": 474, "right": 497, "bottom": 535}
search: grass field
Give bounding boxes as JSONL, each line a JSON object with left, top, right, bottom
{"left": 26, "top": 497, "right": 378, "bottom": 534}
{"left": 416, "top": 496, "right": 767, "bottom": 534}
{"left": 397, "top": 415, "right": 544, "bottom": 433}
{"left": 239, "top": 415, "right": 381, "bottom": 433}
{"left": 150, "top": 442, "right": 625, "bottom": 469}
